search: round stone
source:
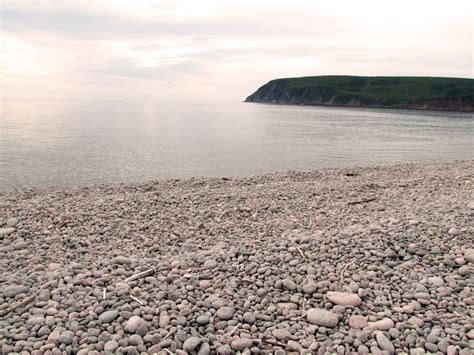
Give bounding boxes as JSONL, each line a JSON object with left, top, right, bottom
{"left": 465, "top": 249, "right": 474, "bottom": 263}
{"left": 366, "top": 318, "right": 394, "bottom": 331}
{"left": 58, "top": 330, "right": 74, "bottom": 345}
{"left": 243, "top": 312, "right": 256, "bottom": 324}
{"left": 129, "top": 334, "right": 143, "bottom": 346}
{"left": 203, "top": 259, "right": 218, "bottom": 269}
{"left": 428, "top": 277, "right": 444, "bottom": 287}
{"left": 307, "top": 308, "right": 338, "bottom": 327}
{"left": 196, "top": 315, "right": 210, "bottom": 325}
{"left": 349, "top": 315, "right": 368, "bottom": 329}
{"left": 458, "top": 265, "right": 470, "bottom": 276}
{"left": 302, "top": 282, "right": 317, "bottom": 294}
{"left": 231, "top": 338, "right": 253, "bottom": 351}
{"left": 6, "top": 218, "right": 19, "bottom": 227}
{"left": 98, "top": 310, "right": 119, "bottom": 323}
{"left": 448, "top": 227, "right": 459, "bottom": 235}
{"left": 125, "top": 316, "right": 146, "bottom": 333}
{"left": 111, "top": 255, "right": 132, "bottom": 264}
{"left": 216, "top": 307, "right": 235, "bottom": 320}
{"left": 327, "top": 291, "right": 362, "bottom": 306}
{"left": 272, "top": 328, "right": 291, "bottom": 341}
{"left": 0, "top": 228, "right": 15, "bottom": 236}
{"left": 183, "top": 337, "right": 201, "bottom": 352}
{"left": 199, "top": 280, "right": 212, "bottom": 289}
{"left": 281, "top": 278, "right": 297, "bottom": 291}
{"left": 104, "top": 340, "right": 119, "bottom": 352}
{"left": 376, "top": 332, "right": 395, "bottom": 354}
{"left": 4, "top": 285, "right": 28, "bottom": 298}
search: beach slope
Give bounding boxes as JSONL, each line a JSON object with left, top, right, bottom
{"left": 1, "top": 161, "right": 473, "bottom": 353}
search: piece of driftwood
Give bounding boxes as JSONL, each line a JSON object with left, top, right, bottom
{"left": 347, "top": 197, "right": 377, "bottom": 205}
{"left": 254, "top": 339, "right": 287, "bottom": 348}
{"left": 0, "top": 295, "right": 37, "bottom": 317}
{"left": 261, "top": 227, "right": 272, "bottom": 238}
{"left": 224, "top": 324, "right": 239, "bottom": 343}
{"left": 292, "top": 311, "right": 308, "bottom": 320}
{"left": 129, "top": 295, "right": 144, "bottom": 306}
{"left": 339, "top": 261, "right": 355, "bottom": 282}
{"left": 124, "top": 267, "right": 156, "bottom": 283}
{"left": 0, "top": 281, "right": 54, "bottom": 317}
{"left": 295, "top": 245, "right": 306, "bottom": 259}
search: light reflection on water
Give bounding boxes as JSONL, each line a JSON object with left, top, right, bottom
{"left": 1, "top": 101, "right": 473, "bottom": 188}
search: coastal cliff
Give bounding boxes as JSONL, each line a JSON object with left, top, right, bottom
{"left": 245, "top": 76, "right": 474, "bottom": 111}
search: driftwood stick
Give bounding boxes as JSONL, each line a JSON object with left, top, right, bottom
{"left": 124, "top": 268, "right": 156, "bottom": 283}
{"left": 129, "top": 295, "right": 144, "bottom": 306}
{"left": 292, "top": 312, "right": 308, "bottom": 320}
{"left": 163, "top": 329, "right": 175, "bottom": 340}
{"left": 348, "top": 197, "right": 377, "bottom": 205}
{"left": 262, "top": 227, "right": 272, "bottom": 238}
{"left": 0, "top": 280, "right": 55, "bottom": 317}
{"left": 0, "top": 295, "right": 37, "bottom": 317}
{"left": 224, "top": 324, "right": 239, "bottom": 343}
{"left": 339, "top": 261, "right": 354, "bottom": 282}
{"left": 295, "top": 245, "right": 306, "bottom": 259}
{"left": 254, "top": 339, "right": 287, "bottom": 347}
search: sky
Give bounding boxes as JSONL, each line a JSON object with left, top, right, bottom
{"left": 1, "top": 0, "right": 473, "bottom": 101}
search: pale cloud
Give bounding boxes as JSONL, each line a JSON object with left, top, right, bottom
{"left": 1, "top": 0, "right": 472, "bottom": 101}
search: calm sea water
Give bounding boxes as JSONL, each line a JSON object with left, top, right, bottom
{"left": 1, "top": 101, "right": 473, "bottom": 188}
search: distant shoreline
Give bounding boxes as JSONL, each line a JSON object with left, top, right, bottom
{"left": 246, "top": 75, "right": 474, "bottom": 112}
{"left": 244, "top": 100, "right": 474, "bottom": 113}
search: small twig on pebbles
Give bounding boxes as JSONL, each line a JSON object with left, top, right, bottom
{"left": 124, "top": 268, "right": 156, "bottom": 283}
{"left": 224, "top": 324, "right": 239, "bottom": 343}
{"left": 163, "top": 349, "right": 173, "bottom": 354}
{"left": 0, "top": 281, "right": 55, "bottom": 317}
{"left": 0, "top": 295, "right": 37, "bottom": 317}
{"left": 102, "top": 288, "right": 106, "bottom": 300}
{"left": 262, "top": 227, "right": 272, "bottom": 237}
{"left": 254, "top": 339, "right": 287, "bottom": 348}
{"left": 129, "top": 295, "right": 144, "bottom": 306}
{"left": 163, "top": 329, "right": 176, "bottom": 340}
{"left": 347, "top": 197, "right": 377, "bottom": 205}
{"left": 339, "top": 261, "right": 354, "bottom": 282}
{"left": 295, "top": 245, "right": 306, "bottom": 259}
{"left": 292, "top": 312, "right": 308, "bottom": 320}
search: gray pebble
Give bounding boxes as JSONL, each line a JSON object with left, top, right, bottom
{"left": 98, "top": 310, "right": 119, "bottom": 323}
{"left": 183, "top": 337, "right": 201, "bottom": 352}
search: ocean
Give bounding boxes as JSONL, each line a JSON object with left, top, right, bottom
{"left": 1, "top": 100, "right": 473, "bottom": 188}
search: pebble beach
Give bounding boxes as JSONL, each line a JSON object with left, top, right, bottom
{"left": 1, "top": 160, "right": 473, "bottom": 354}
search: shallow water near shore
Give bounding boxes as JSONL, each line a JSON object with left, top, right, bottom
{"left": 1, "top": 100, "right": 473, "bottom": 188}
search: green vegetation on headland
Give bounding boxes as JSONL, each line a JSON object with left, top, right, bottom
{"left": 245, "top": 75, "right": 474, "bottom": 111}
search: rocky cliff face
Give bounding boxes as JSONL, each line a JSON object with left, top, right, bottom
{"left": 245, "top": 80, "right": 474, "bottom": 112}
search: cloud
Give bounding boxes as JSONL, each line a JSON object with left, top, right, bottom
{"left": 1, "top": 0, "right": 472, "bottom": 101}
{"left": 89, "top": 57, "right": 201, "bottom": 82}
{"left": 1, "top": 1, "right": 338, "bottom": 40}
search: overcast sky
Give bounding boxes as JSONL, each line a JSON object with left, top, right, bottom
{"left": 1, "top": 0, "right": 472, "bottom": 101}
